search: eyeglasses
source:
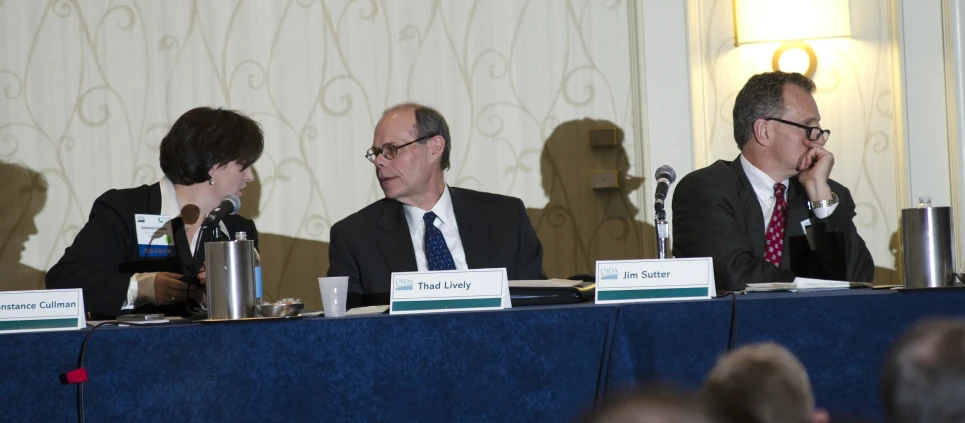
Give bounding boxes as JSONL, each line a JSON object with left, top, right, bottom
{"left": 765, "top": 118, "right": 831, "bottom": 142}
{"left": 365, "top": 134, "right": 437, "bottom": 163}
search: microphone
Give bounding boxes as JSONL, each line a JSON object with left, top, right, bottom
{"left": 203, "top": 194, "right": 241, "bottom": 226}
{"left": 653, "top": 165, "right": 676, "bottom": 212}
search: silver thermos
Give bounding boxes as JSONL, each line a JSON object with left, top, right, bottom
{"left": 205, "top": 232, "right": 257, "bottom": 320}
{"left": 901, "top": 197, "right": 956, "bottom": 288}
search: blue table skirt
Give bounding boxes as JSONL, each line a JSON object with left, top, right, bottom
{"left": 0, "top": 304, "right": 618, "bottom": 423}
{"left": 5, "top": 289, "right": 965, "bottom": 422}
{"left": 604, "top": 297, "right": 732, "bottom": 396}
{"left": 736, "top": 289, "right": 965, "bottom": 421}
{"left": 604, "top": 289, "right": 965, "bottom": 421}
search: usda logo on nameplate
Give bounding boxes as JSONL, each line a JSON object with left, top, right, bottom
{"left": 395, "top": 279, "right": 413, "bottom": 291}
{"left": 595, "top": 257, "right": 716, "bottom": 304}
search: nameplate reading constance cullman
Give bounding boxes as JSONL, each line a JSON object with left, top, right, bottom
{"left": 595, "top": 258, "right": 716, "bottom": 304}
{"left": 0, "top": 289, "right": 86, "bottom": 334}
{"left": 390, "top": 268, "right": 510, "bottom": 315}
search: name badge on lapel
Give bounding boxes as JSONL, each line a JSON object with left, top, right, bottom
{"left": 134, "top": 214, "right": 175, "bottom": 257}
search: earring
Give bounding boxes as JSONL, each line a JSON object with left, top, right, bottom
{"left": 209, "top": 177, "right": 215, "bottom": 185}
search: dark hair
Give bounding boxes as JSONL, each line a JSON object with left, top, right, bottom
{"left": 699, "top": 342, "right": 814, "bottom": 423}
{"left": 732, "top": 71, "right": 816, "bottom": 150}
{"left": 576, "top": 387, "right": 713, "bottom": 423}
{"left": 385, "top": 103, "right": 451, "bottom": 171}
{"left": 159, "top": 107, "right": 264, "bottom": 185}
{"left": 882, "top": 319, "right": 965, "bottom": 423}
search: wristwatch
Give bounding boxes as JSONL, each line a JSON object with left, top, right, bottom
{"left": 807, "top": 192, "right": 839, "bottom": 210}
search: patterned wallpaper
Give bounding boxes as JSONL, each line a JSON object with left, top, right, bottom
{"left": 0, "top": 0, "right": 643, "bottom": 306}
{"left": 0, "top": 0, "right": 908, "bottom": 308}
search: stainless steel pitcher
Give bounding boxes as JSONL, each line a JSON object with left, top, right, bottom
{"left": 205, "top": 238, "right": 257, "bottom": 320}
{"left": 901, "top": 197, "right": 956, "bottom": 288}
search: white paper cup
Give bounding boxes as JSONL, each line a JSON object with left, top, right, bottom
{"left": 317, "top": 276, "right": 349, "bottom": 318}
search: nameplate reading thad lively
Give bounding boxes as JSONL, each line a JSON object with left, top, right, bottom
{"left": 0, "top": 289, "right": 86, "bottom": 334}
{"left": 595, "top": 258, "right": 716, "bottom": 304}
{"left": 390, "top": 268, "right": 510, "bottom": 315}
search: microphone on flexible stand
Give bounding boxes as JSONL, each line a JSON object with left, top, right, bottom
{"left": 203, "top": 194, "right": 241, "bottom": 227}
{"left": 196, "top": 194, "right": 241, "bottom": 250}
{"left": 653, "top": 165, "right": 676, "bottom": 259}
{"left": 185, "top": 194, "right": 242, "bottom": 288}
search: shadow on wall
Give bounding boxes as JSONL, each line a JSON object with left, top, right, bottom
{"left": 874, "top": 230, "right": 902, "bottom": 286}
{"left": 527, "top": 119, "right": 656, "bottom": 279}
{"left": 0, "top": 161, "right": 48, "bottom": 291}
{"left": 240, "top": 167, "right": 330, "bottom": 310}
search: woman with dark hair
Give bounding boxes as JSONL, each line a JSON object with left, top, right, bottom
{"left": 46, "top": 107, "right": 264, "bottom": 318}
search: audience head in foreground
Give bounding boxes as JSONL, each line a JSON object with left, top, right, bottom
{"left": 882, "top": 319, "right": 965, "bottom": 423}
{"left": 699, "top": 342, "right": 829, "bottom": 423}
{"left": 582, "top": 388, "right": 714, "bottom": 423}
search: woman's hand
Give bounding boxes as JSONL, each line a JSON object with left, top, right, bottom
{"left": 153, "top": 272, "right": 204, "bottom": 305}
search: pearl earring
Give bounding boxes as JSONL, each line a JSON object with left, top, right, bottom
{"left": 209, "top": 178, "right": 215, "bottom": 185}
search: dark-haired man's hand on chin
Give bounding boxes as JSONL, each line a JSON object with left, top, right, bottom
{"left": 797, "top": 141, "right": 834, "bottom": 203}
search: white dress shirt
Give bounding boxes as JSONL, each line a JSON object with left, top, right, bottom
{"left": 402, "top": 185, "right": 468, "bottom": 271}
{"left": 739, "top": 155, "right": 836, "bottom": 232}
{"left": 122, "top": 177, "right": 227, "bottom": 309}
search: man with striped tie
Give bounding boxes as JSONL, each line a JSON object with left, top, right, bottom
{"left": 328, "top": 103, "right": 545, "bottom": 307}
{"left": 671, "top": 71, "right": 874, "bottom": 291}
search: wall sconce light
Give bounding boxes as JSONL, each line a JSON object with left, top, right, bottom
{"left": 733, "top": 0, "right": 851, "bottom": 78}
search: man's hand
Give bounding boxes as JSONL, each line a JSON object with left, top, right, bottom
{"left": 153, "top": 272, "right": 202, "bottom": 305}
{"left": 796, "top": 141, "right": 834, "bottom": 202}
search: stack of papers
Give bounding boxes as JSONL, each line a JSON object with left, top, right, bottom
{"left": 745, "top": 277, "right": 871, "bottom": 292}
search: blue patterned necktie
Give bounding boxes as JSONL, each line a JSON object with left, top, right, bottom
{"left": 423, "top": 211, "right": 456, "bottom": 271}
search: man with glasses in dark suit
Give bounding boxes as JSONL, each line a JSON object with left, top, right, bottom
{"left": 327, "top": 103, "right": 545, "bottom": 307}
{"left": 672, "top": 71, "right": 874, "bottom": 291}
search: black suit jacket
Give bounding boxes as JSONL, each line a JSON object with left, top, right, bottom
{"left": 671, "top": 157, "right": 874, "bottom": 291}
{"left": 328, "top": 187, "right": 545, "bottom": 307}
{"left": 45, "top": 183, "right": 258, "bottom": 318}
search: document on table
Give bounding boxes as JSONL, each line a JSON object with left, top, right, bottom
{"left": 86, "top": 318, "right": 173, "bottom": 326}
{"left": 745, "top": 277, "right": 872, "bottom": 292}
{"left": 509, "top": 279, "right": 584, "bottom": 288}
{"left": 346, "top": 305, "right": 389, "bottom": 315}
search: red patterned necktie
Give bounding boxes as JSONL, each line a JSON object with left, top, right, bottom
{"left": 765, "top": 183, "right": 787, "bottom": 267}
